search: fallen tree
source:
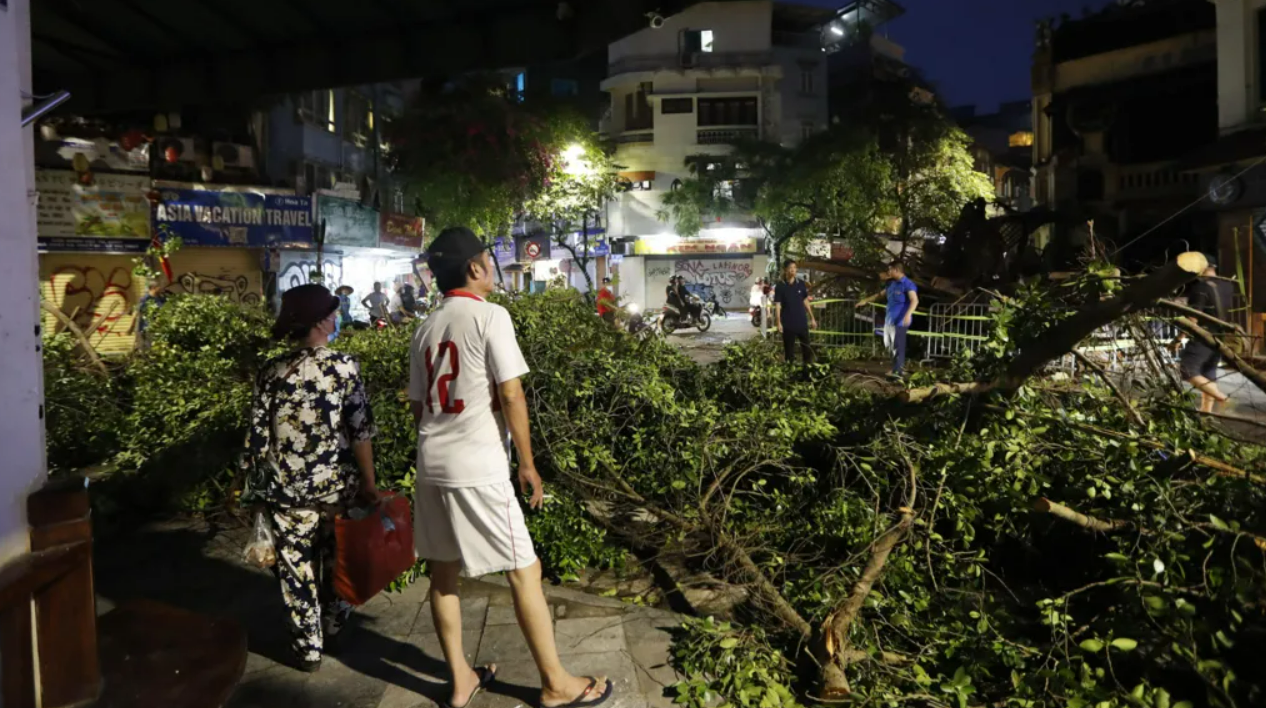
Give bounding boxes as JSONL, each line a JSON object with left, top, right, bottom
{"left": 903, "top": 252, "right": 1208, "bottom": 402}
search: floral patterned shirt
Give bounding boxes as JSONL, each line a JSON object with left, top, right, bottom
{"left": 243, "top": 346, "right": 376, "bottom": 508}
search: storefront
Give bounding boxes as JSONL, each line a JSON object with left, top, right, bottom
{"left": 37, "top": 170, "right": 152, "bottom": 354}
{"left": 623, "top": 230, "right": 766, "bottom": 311}
{"left": 155, "top": 182, "right": 314, "bottom": 316}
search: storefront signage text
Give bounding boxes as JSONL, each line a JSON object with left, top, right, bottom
{"left": 380, "top": 212, "right": 424, "bottom": 250}
{"left": 633, "top": 236, "right": 756, "bottom": 256}
{"left": 319, "top": 195, "right": 379, "bottom": 248}
{"left": 37, "top": 169, "right": 151, "bottom": 243}
{"left": 153, "top": 188, "right": 314, "bottom": 247}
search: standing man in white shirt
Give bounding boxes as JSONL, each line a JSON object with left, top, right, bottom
{"left": 408, "top": 227, "right": 613, "bottom": 708}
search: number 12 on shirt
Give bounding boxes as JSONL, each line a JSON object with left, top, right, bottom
{"left": 424, "top": 342, "right": 465, "bottom": 414}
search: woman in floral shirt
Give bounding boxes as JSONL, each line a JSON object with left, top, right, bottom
{"left": 243, "top": 284, "right": 381, "bottom": 672}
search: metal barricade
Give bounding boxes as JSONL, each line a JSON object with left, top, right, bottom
{"left": 810, "top": 299, "right": 881, "bottom": 356}
{"left": 923, "top": 303, "right": 995, "bottom": 361}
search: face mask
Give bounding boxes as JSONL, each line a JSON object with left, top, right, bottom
{"left": 327, "top": 316, "right": 340, "bottom": 343}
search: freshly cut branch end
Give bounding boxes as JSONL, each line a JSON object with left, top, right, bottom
{"left": 1034, "top": 497, "right": 1128, "bottom": 533}
{"left": 1175, "top": 251, "right": 1210, "bottom": 275}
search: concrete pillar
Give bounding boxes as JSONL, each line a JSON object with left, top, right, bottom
{"left": 0, "top": 0, "right": 47, "bottom": 566}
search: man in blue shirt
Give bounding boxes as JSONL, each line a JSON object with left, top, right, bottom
{"left": 773, "top": 259, "right": 817, "bottom": 365}
{"left": 883, "top": 262, "right": 918, "bottom": 379}
{"left": 136, "top": 279, "right": 167, "bottom": 349}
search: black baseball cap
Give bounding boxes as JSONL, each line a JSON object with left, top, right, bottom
{"left": 428, "top": 226, "right": 487, "bottom": 287}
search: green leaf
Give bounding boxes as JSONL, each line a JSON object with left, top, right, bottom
{"left": 1079, "top": 639, "right": 1104, "bottom": 653}
{"left": 1110, "top": 638, "right": 1137, "bottom": 652}
{"left": 1173, "top": 702, "right": 1193, "bottom": 708}
{"left": 719, "top": 637, "right": 739, "bottom": 649}
{"left": 1209, "top": 514, "right": 1230, "bottom": 531}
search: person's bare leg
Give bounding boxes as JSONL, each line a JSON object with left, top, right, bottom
{"left": 1188, "top": 376, "right": 1228, "bottom": 413}
{"left": 431, "top": 560, "right": 485, "bottom": 707}
{"left": 507, "top": 560, "right": 606, "bottom": 706}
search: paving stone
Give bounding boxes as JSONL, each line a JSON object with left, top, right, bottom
{"left": 377, "top": 682, "right": 435, "bottom": 708}
{"left": 482, "top": 651, "right": 646, "bottom": 708}
{"left": 412, "top": 596, "right": 489, "bottom": 636}
{"left": 475, "top": 623, "right": 532, "bottom": 665}
{"left": 306, "top": 657, "right": 389, "bottom": 708}
{"left": 553, "top": 617, "right": 628, "bottom": 656}
{"left": 485, "top": 604, "right": 521, "bottom": 626}
{"left": 226, "top": 666, "right": 312, "bottom": 708}
{"left": 622, "top": 610, "right": 680, "bottom": 672}
{"left": 358, "top": 596, "right": 425, "bottom": 640}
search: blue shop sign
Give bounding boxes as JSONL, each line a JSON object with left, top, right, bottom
{"left": 152, "top": 188, "right": 315, "bottom": 247}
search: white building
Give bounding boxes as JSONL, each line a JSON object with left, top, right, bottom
{"left": 601, "top": 1, "right": 850, "bottom": 311}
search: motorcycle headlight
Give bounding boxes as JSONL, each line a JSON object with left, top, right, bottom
{"left": 627, "top": 303, "right": 641, "bottom": 315}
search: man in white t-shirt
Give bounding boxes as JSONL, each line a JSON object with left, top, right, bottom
{"left": 408, "top": 227, "right": 613, "bottom": 708}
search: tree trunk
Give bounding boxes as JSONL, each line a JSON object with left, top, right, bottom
{"left": 996, "top": 252, "right": 1207, "bottom": 393}
{"left": 1033, "top": 498, "right": 1128, "bottom": 532}
{"left": 41, "top": 301, "right": 108, "bottom": 374}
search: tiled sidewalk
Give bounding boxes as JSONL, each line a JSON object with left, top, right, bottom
{"left": 92, "top": 520, "right": 683, "bottom": 708}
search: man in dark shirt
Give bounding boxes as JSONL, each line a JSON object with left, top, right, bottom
{"left": 1179, "top": 260, "right": 1233, "bottom": 412}
{"left": 773, "top": 259, "right": 816, "bottom": 365}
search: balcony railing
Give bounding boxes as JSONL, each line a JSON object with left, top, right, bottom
{"left": 697, "top": 127, "right": 759, "bottom": 145}
{"left": 609, "top": 51, "right": 777, "bottom": 76}
{"left": 1116, "top": 163, "right": 1199, "bottom": 200}
{"left": 618, "top": 131, "right": 655, "bottom": 146}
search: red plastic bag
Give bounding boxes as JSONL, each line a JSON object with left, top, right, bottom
{"left": 334, "top": 493, "right": 416, "bottom": 606}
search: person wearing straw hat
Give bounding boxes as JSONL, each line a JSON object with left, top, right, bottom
{"left": 1179, "top": 258, "right": 1232, "bottom": 413}
{"left": 242, "top": 284, "right": 382, "bottom": 672}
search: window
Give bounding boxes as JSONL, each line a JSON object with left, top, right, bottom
{"left": 681, "top": 29, "right": 715, "bottom": 54}
{"left": 801, "top": 122, "right": 815, "bottom": 140}
{"left": 298, "top": 90, "right": 336, "bottom": 132}
{"left": 629, "top": 180, "right": 653, "bottom": 191}
{"left": 1008, "top": 131, "right": 1034, "bottom": 147}
{"left": 345, "top": 91, "right": 373, "bottom": 147}
{"left": 551, "top": 78, "right": 579, "bottom": 97}
{"left": 661, "top": 98, "right": 694, "bottom": 115}
{"left": 302, "top": 162, "right": 335, "bottom": 193}
{"left": 697, "top": 97, "right": 758, "bottom": 126}
{"left": 799, "top": 64, "right": 817, "bottom": 95}
{"left": 625, "top": 83, "right": 654, "bottom": 131}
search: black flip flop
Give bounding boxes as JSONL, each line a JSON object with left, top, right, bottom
{"left": 443, "top": 665, "right": 497, "bottom": 708}
{"left": 544, "top": 677, "right": 614, "bottom": 708}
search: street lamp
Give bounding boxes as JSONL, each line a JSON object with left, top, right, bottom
{"left": 561, "top": 143, "right": 592, "bottom": 176}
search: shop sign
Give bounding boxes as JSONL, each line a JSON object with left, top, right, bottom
{"left": 36, "top": 170, "right": 151, "bottom": 249}
{"left": 153, "top": 187, "right": 315, "bottom": 247}
{"left": 319, "top": 195, "right": 379, "bottom": 248}
{"left": 42, "top": 137, "right": 150, "bottom": 173}
{"left": 380, "top": 212, "right": 424, "bottom": 250}
{"left": 493, "top": 236, "right": 516, "bottom": 265}
{"left": 633, "top": 236, "right": 757, "bottom": 256}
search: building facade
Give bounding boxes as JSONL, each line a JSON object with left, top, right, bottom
{"left": 599, "top": 0, "right": 851, "bottom": 310}
{"left": 1031, "top": 0, "right": 1218, "bottom": 266}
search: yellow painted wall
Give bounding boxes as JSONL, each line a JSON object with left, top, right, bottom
{"left": 166, "top": 247, "right": 264, "bottom": 307}
{"left": 40, "top": 247, "right": 264, "bottom": 356}
{"left": 40, "top": 253, "right": 143, "bottom": 355}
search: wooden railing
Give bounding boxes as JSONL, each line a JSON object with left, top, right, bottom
{"left": 0, "top": 477, "right": 100, "bottom": 708}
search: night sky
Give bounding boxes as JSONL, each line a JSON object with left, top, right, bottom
{"left": 813, "top": 0, "right": 1116, "bottom": 112}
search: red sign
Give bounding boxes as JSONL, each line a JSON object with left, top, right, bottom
{"left": 380, "top": 212, "right": 424, "bottom": 250}
{"left": 525, "top": 241, "right": 542, "bottom": 259}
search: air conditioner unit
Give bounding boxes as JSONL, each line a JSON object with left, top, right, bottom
{"left": 212, "top": 142, "right": 255, "bottom": 170}
{"left": 157, "top": 137, "right": 198, "bottom": 164}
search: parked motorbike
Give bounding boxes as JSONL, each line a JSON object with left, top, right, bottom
{"left": 660, "top": 298, "right": 712, "bottom": 335}
{"left": 625, "top": 303, "right": 657, "bottom": 340}
{"left": 749, "top": 306, "right": 763, "bottom": 327}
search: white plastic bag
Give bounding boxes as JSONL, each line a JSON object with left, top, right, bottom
{"left": 243, "top": 511, "right": 277, "bottom": 569}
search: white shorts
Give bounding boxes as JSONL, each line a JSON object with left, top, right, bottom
{"left": 414, "top": 480, "right": 538, "bottom": 578}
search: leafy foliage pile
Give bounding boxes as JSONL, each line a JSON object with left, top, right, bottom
{"left": 42, "top": 285, "right": 1266, "bottom": 708}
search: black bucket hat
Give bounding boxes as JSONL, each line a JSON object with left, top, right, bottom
{"left": 272, "top": 284, "right": 340, "bottom": 340}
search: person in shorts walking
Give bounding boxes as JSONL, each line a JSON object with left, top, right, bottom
{"left": 408, "top": 227, "right": 614, "bottom": 708}
{"left": 1179, "top": 259, "right": 1232, "bottom": 413}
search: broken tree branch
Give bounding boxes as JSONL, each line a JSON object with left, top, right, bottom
{"left": 1033, "top": 498, "right": 1129, "bottom": 533}
{"left": 902, "top": 253, "right": 1208, "bottom": 403}
{"left": 1172, "top": 317, "right": 1266, "bottom": 397}
{"left": 819, "top": 455, "right": 919, "bottom": 699}
{"left": 1157, "top": 299, "right": 1245, "bottom": 335}
{"left": 1072, "top": 350, "right": 1145, "bottom": 428}
{"left": 40, "top": 301, "right": 107, "bottom": 375}
{"left": 998, "top": 253, "right": 1207, "bottom": 393}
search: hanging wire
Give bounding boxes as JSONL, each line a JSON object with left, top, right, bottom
{"left": 1110, "top": 154, "right": 1266, "bottom": 257}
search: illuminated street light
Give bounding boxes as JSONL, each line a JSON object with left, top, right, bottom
{"left": 561, "top": 143, "right": 593, "bottom": 176}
